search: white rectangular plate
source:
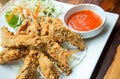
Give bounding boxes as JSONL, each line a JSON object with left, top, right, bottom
{"left": 0, "top": 0, "right": 119, "bottom": 79}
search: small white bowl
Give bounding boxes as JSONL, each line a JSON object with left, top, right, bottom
{"left": 64, "top": 4, "right": 106, "bottom": 38}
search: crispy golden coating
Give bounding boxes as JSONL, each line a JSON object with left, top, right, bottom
{"left": 0, "top": 47, "right": 28, "bottom": 64}
{"left": 38, "top": 52, "right": 60, "bottom": 79}
{"left": 16, "top": 50, "right": 38, "bottom": 79}
{"left": 1, "top": 26, "right": 42, "bottom": 47}
{"left": 38, "top": 36, "right": 71, "bottom": 75}
{"left": 37, "top": 17, "right": 52, "bottom": 35}
{"left": 26, "top": 20, "right": 41, "bottom": 36}
{"left": 49, "top": 25, "right": 86, "bottom": 50}
{"left": 42, "top": 36, "right": 71, "bottom": 75}
{"left": 37, "top": 17, "right": 86, "bottom": 50}
{"left": 45, "top": 42, "right": 71, "bottom": 75}
{"left": 37, "top": 17, "right": 63, "bottom": 36}
{"left": 0, "top": 16, "right": 86, "bottom": 79}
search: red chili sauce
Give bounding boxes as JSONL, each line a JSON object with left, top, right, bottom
{"left": 67, "top": 10, "right": 102, "bottom": 31}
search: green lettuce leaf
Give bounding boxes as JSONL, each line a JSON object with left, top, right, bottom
{"left": 5, "top": 11, "right": 22, "bottom": 28}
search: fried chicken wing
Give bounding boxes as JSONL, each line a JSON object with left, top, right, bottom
{"left": 46, "top": 42, "right": 72, "bottom": 75}
{"left": 49, "top": 25, "right": 86, "bottom": 50}
{"left": 0, "top": 47, "right": 28, "bottom": 64}
{"left": 37, "top": 17, "right": 52, "bottom": 35}
{"left": 38, "top": 52, "right": 60, "bottom": 79}
{"left": 37, "top": 17, "right": 86, "bottom": 50}
{"left": 26, "top": 20, "right": 41, "bottom": 36}
{"left": 40, "top": 36, "right": 71, "bottom": 75}
{"left": 16, "top": 50, "right": 38, "bottom": 79}
{"left": 16, "top": 19, "right": 41, "bottom": 36}
{"left": 0, "top": 15, "right": 86, "bottom": 79}
{"left": 1, "top": 26, "right": 42, "bottom": 47}
{"left": 37, "top": 17, "right": 62, "bottom": 36}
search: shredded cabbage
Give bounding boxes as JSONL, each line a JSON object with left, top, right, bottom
{"left": 61, "top": 42, "right": 87, "bottom": 69}
{"left": 5, "top": 0, "right": 63, "bottom": 28}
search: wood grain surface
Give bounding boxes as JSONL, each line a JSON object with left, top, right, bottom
{"left": 104, "top": 45, "right": 120, "bottom": 79}
{"left": 56, "top": 0, "right": 120, "bottom": 79}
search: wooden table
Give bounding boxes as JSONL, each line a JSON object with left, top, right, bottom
{"left": 56, "top": 0, "right": 120, "bottom": 79}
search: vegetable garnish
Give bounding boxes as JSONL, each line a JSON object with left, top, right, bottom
{"left": 66, "top": 49, "right": 80, "bottom": 56}
{"left": 5, "top": 11, "right": 23, "bottom": 28}
{"left": 32, "top": 2, "right": 41, "bottom": 19}
{"left": 5, "top": 0, "right": 63, "bottom": 28}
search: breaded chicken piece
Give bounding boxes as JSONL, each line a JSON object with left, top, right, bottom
{"left": 38, "top": 52, "right": 60, "bottom": 79}
{"left": 37, "top": 17, "right": 62, "bottom": 36}
{"left": 49, "top": 25, "right": 86, "bottom": 50}
{"left": 16, "top": 49, "right": 38, "bottom": 79}
{"left": 1, "top": 18, "right": 83, "bottom": 76}
{"left": 1, "top": 26, "right": 42, "bottom": 47}
{"left": 37, "top": 17, "right": 52, "bottom": 35}
{"left": 40, "top": 36, "right": 71, "bottom": 75}
{"left": 16, "top": 19, "right": 40, "bottom": 36}
{"left": 0, "top": 47, "right": 28, "bottom": 64}
{"left": 37, "top": 17, "right": 85, "bottom": 50}
{"left": 46, "top": 42, "right": 71, "bottom": 75}
{"left": 26, "top": 20, "right": 41, "bottom": 36}
{"left": 50, "top": 17, "right": 63, "bottom": 26}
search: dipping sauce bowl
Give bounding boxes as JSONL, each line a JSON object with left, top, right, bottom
{"left": 64, "top": 4, "right": 106, "bottom": 38}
